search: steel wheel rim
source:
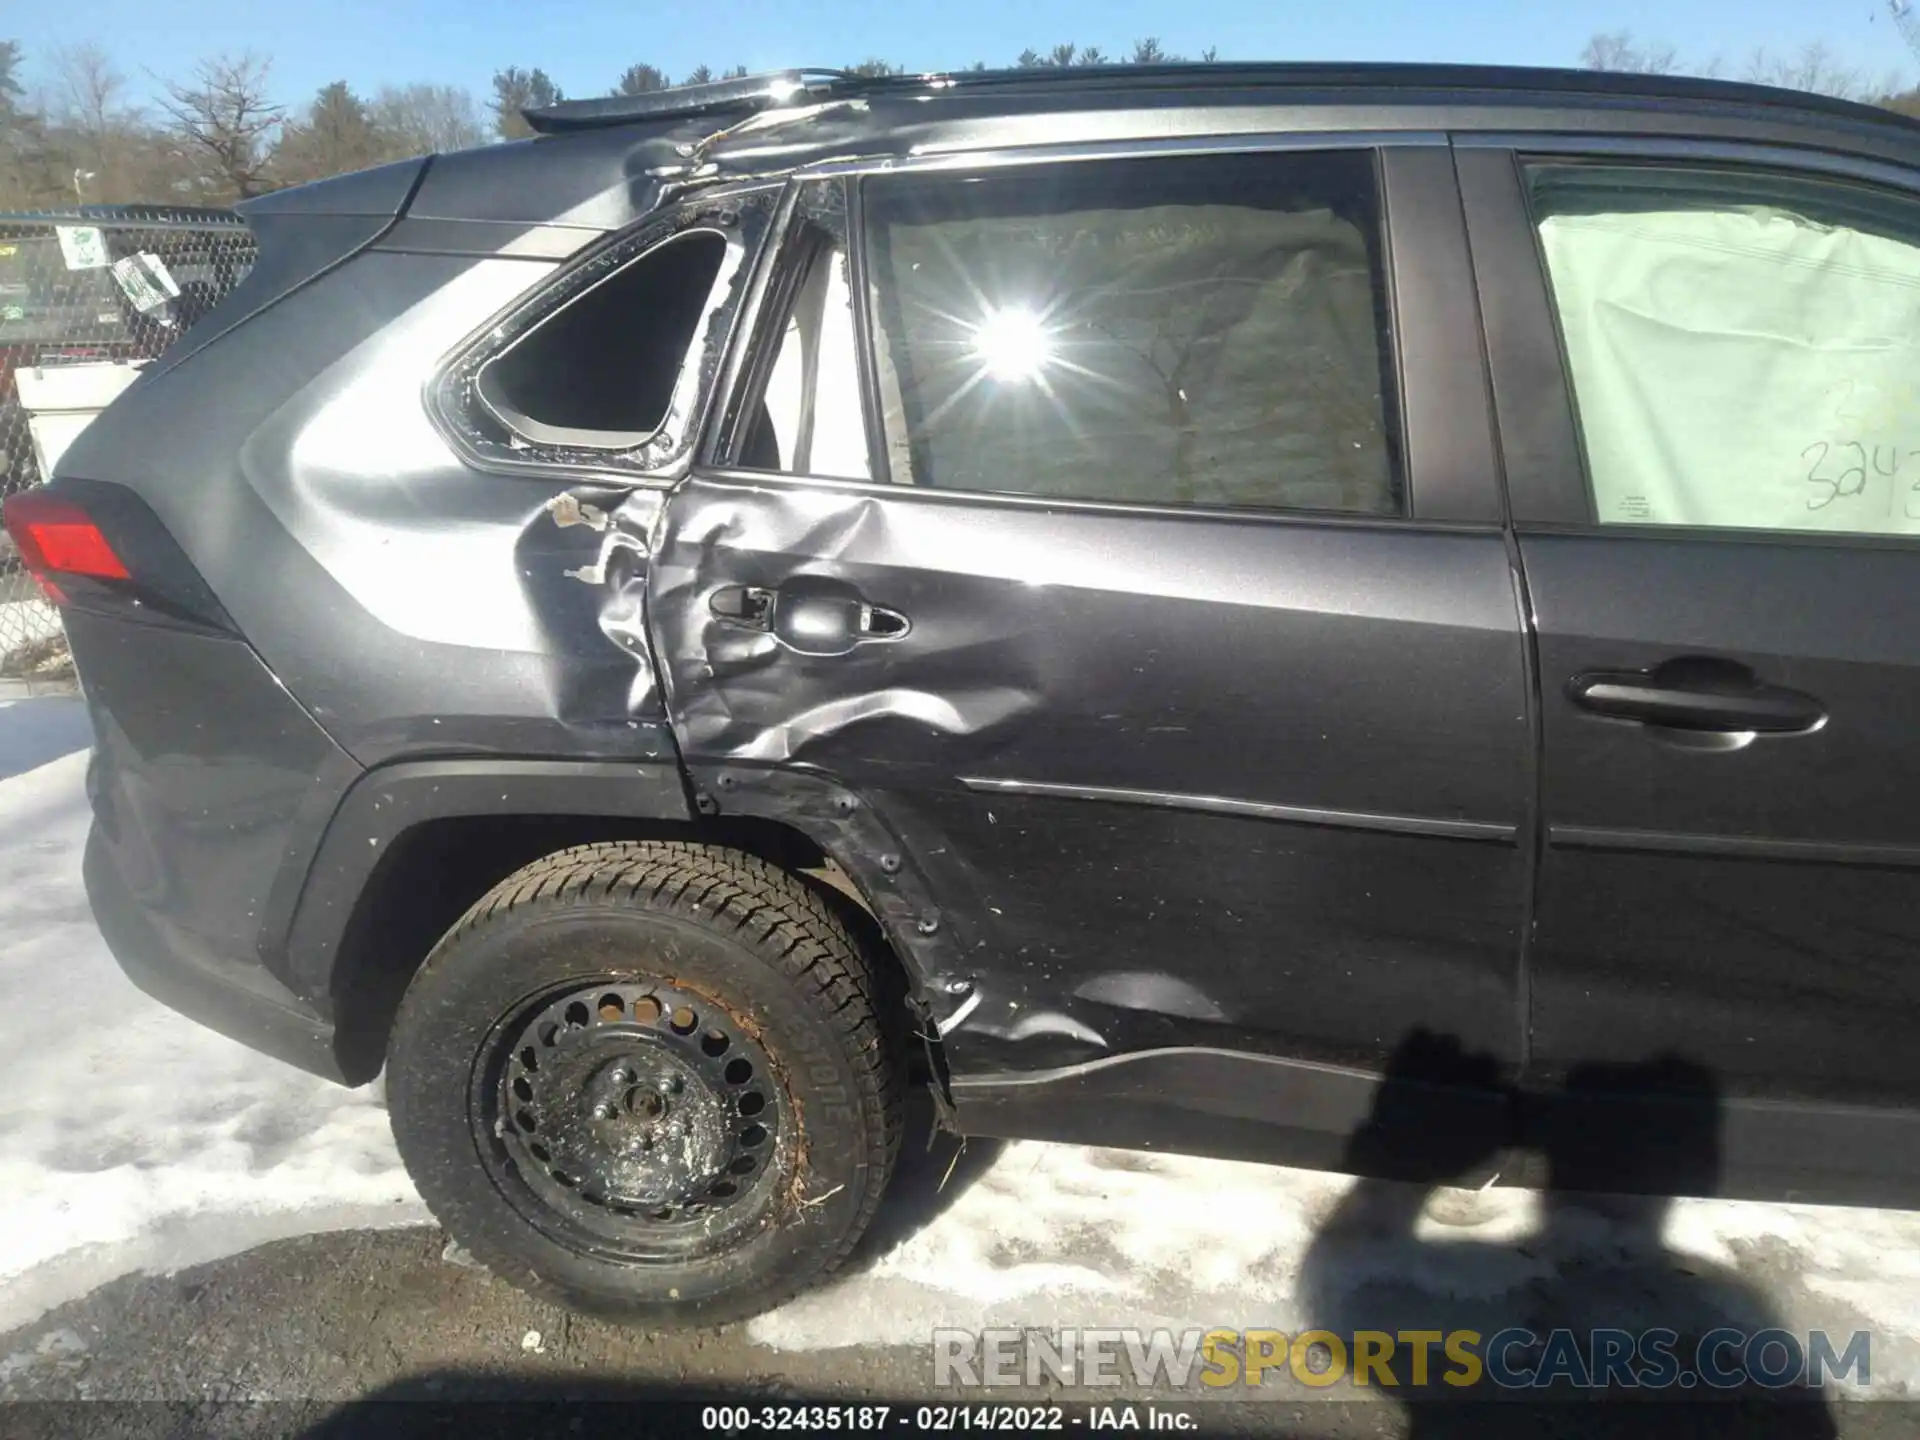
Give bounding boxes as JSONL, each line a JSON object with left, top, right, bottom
{"left": 471, "top": 977, "right": 786, "bottom": 1262}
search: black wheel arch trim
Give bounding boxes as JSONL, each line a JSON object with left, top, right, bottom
{"left": 682, "top": 763, "right": 964, "bottom": 1013}
{"left": 278, "top": 756, "right": 696, "bottom": 1008}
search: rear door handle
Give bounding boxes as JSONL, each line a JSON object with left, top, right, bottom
{"left": 708, "top": 578, "right": 910, "bottom": 657}
{"left": 1569, "top": 670, "right": 1826, "bottom": 735}
{"left": 709, "top": 584, "right": 775, "bottom": 628}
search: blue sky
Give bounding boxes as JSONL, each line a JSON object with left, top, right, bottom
{"left": 9, "top": 0, "right": 1914, "bottom": 112}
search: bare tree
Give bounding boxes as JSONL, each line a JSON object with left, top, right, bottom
{"left": 50, "top": 42, "right": 133, "bottom": 136}
{"left": 683, "top": 64, "right": 715, "bottom": 86}
{"left": 1131, "top": 37, "right": 1169, "bottom": 64}
{"left": 844, "top": 58, "right": 903, "bottom": 78}
{"left": 48, "top": 43, "right": 172, "bottom": 203}
{"left": 159, "top": 53, "right": 284, "bottom": 200}
{"left": 370, "top": 83, "right": 485, "bottom": 156}
{"left": 1743, "top": 41, "right": 1894, "bottom": 100}
{"left": 1581, "top": 30, "right": 1680, "bottom": 74}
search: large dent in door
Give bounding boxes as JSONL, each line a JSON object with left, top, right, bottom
{"left": 649, "top": 480, "right": 1043, "bottom": 764}
{"left": 646, "top": 476, "right": 1358, "bottom": 1084}
{"left": 649, "top": 478, "right": 1172, "bottom": 1081}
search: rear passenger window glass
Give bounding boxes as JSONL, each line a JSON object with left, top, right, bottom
{"left": 438, "top": 184, "right": 777, "bottom": 476}
{"left": 1528, "top": 162, "right": 1920, "bottom": 535}
{"left": 729, "top": 181, "right": 870, "bottom": 482}
{"left": 476, "top": 230, "right": 727, "bottom": 450}
{"left": 755, "top": 247, "right": 869, "bottom": 479}
{"left": 861, "top": 151, "right": 1403, "bottom": 514}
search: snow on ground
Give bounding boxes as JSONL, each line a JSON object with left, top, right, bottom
{"left": 755, "top": 1138, "right": 1920, "bottom": 1395}
{"left": 3, "top": 695, "right": 1920, "bottom": 1394}
{"left": 0, "top": 695, "right": 98, "bottom": 782}
{"left": 0, "top": 700, "right": 426, "bottom": 1333}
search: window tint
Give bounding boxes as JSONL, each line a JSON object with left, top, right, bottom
{"left": 475, "top": 229, "right": 728, "bottom": 451}
{"left": 1528, "top": 162, "right": 1920, "bottom": 536}
{"left": 861, "top": 151, "right": 1402, "bottom": 514}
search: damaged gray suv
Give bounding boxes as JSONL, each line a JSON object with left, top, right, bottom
{"left": 15, "top": 62, "right": 1920, "bottom": 1324}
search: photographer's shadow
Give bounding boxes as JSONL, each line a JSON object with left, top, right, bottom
{"left": 1298, "top": 1032, "right": 1837, "bottom": 1435}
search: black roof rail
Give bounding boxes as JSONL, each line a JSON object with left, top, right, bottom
{"left": 522, "top": 69, "right": 860, "bottom": 134}
{"left": 522, "top": 61, "right": 1920, "bottom": 138}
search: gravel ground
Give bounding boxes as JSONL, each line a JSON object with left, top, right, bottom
{"left": 0, "top": 1227, "right": 1383, "bottom": 1437}
{"left": 0, "top": 1225, "right": 1906, "bottom": 1440}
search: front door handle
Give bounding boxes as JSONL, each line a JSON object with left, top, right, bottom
{"left": 1569, "top": 662, "right": 1825, "bottom": 735}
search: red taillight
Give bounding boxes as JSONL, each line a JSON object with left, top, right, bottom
{"left": 2, "top": 492, "right": 131, "bottom": 590}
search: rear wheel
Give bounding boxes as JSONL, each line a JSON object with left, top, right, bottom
{"left": 386, "top": 841, "right": 902, "bottom": 1325}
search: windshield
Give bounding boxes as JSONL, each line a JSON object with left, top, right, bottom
{"left": 0, "top": 236, "right": 128, "bottom": 347}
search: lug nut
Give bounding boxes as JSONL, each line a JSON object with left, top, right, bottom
{"left": 610, "top": 1068, "right": 632, "bottom": 1085}
{"left": 657, "top": 1075, "right": 681, "bottom": 1094}
{"left": 592, "top": 1103, "right": 614, "bottom": 1120}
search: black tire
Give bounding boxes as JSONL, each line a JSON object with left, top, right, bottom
{"left": 386, "top": 841, "right": 903, "bottom": 1326}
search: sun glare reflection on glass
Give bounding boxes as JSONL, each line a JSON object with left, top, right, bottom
{"left": 971, "top": 308, "right": 1054, "bottom": 383}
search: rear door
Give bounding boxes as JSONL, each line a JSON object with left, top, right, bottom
{"left": 1461, "top": 140, "right": 1920, "bottom": 1197}
{"left": 651, "top": 138, "right": 1531, "bottom": 1162}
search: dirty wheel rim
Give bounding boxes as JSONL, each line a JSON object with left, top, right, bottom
{"left": 472, "top": 979, "right": 788, "bottom": 1262}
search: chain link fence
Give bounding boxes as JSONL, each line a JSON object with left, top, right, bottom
{"left": 1, "top": 206, "right": 256, "bottom": 689}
